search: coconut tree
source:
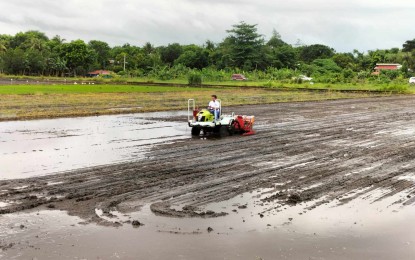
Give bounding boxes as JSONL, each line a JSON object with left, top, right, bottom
{"left": 0, "top": 42, "right": 6, "bottom": 53}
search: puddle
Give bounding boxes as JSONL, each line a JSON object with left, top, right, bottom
{"left": 397, "top": 175, "right": 415, "bottom": 182}
{"left": 1, "top": 190, "right": 414, "bottom": 259}
{"left": 0, "top": 111, "right": 190, "bottom": 180}
{"left": 392, "top": 126, "right": 415, "bottom": 138}
{"left": 0, "top": 202, "right": 10, "bottom": 208}
{"left": 46, "top": 181, "right": 64, "bottom": 186}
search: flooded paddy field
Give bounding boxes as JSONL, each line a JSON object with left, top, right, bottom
{"left": 0, "top": 111, "right": 189, "bottom": 179}
{"left": 1, "top": 96, "right": 415, "bottom": 259}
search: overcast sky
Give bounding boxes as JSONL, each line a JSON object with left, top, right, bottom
{"left": 1, "top": 0, "right": 414, "bottom": 52}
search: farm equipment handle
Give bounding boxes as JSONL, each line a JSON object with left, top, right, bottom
{"left": 188, "top": 99, "right": 195, "bottom": 122}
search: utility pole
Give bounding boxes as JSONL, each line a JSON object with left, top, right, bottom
{"left": 123, "top": 54, "right": 126, "bottom": 71}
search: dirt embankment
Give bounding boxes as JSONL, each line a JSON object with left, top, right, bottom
{"left": 1, "top": 96, "right": 415, "bottom": 225}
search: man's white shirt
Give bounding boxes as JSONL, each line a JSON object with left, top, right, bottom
{"left": 208, "top": 100, "right": 220, "bottom": 110}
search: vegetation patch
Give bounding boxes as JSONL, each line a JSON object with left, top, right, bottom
{"left": 0, "top": 84, "right": 389, "bottom": 121}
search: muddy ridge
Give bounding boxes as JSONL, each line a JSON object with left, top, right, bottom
{"left": 1, "top": 96, "right": 415, "bottom": 224}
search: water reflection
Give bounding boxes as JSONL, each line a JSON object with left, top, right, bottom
{"left": 0, "top": 112, "right": 189, "bottom": 180}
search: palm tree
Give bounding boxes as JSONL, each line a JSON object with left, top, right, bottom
{"left": 0, "top": 42, "right": 5, "bottom": 73}
{"left": 0, "top": 42, "right": 6, "bottom": 53}
{"left": 51, "top": 35, "right": 65, "bottom": 44}
{"left": 143, "top": 42, "right": 155, "bottom": 55}
{"left": 29, "top": 38, "right": 46, "bottom": 51}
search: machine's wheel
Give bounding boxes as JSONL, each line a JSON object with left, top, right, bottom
{"left": 229, "top": 120, "right": 240, "bottom": 135}
{"left": 212, "top": 126, "right": 220, "bottom": 134}
{"left": 191, "top": 127, "right": 201, "bottom": 136}
{"left": 219, "top": 126, "right": 230, "bottom": 137}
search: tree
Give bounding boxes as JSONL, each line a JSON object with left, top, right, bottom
{"left": 0, "top": 42, "right": 6, "bottom": 53}
{"left": 60, "top": 40, "right": 95, "bottom": 76}
{"left": 133, "top": 42, "right": 160, "bottom": 72}
{"left": 403, "top": 39, "right": 415, "bottom": 52}
{"left": 47, "top": 35, "right": 65, "bottom": 53}
{"left": 28, "top": 37, "right": 47, "bottom": 51}
{"left": 210, "top": 38, "right": 233, "bottom": 69}
{"left": 0, "top": 42, "right": 6, "bottom": 72}
{"left": 311, "top": 59, "right": 342, "bottom": 75}
{"left": 368, "top": 49, "right": 386, "bottom": 62}
{"left": 401, "top": 61, "right": 409, "bottom": 77}
{"left": 224, "top": 21, "right": 264, "bottom": 70}
{"left": 107, "top": 44, "right": 141, "bottom": 72}
{"left": 0, "top": 34, "right": 12, "bottom": 52}
{"left": 204, "top": 40, "right": 215, "bottom": 51}
{"left": 2, "top": 48, "right": 27, "bottom": 74}
{"left": 267, "top": 44, "right": 297, "bottom": 69}
{"left": 332, "top": 53, "right": 355, "bottom": 70}
{"left": 300, "top": 44, "right": 335, "bottom": 63}
{"left": 88, "top": 40, "right": 111, "bottom": 69}
{"left": 352, "top": 49, "right": 373, "bottom": 71}
{"left": 175, "top": 45, "right": 209, "bottom": 69}
{"left": 160, "top": 43, "right": 183, "bottom": 66}
{"left": 142, "top": 42, "right": 155, "bottom": 55}
{"left": 267, "top": 29, "right": 287, "bottom": 48}
{"left": 47, "top": 55, "right": 67, "bottom": 76}
{"left": 10, "top": 31, "right": 49, "bottom": 50}
{"left": 26, "top": 49, "right": 47, "bottom": 75}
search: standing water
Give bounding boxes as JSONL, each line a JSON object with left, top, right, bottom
{"left": 0, "top": 111, "right": 189, "bottom": 180}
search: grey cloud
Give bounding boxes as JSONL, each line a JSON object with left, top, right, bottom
{"left": 0, "top": 0, "right": 414, "bottom": 52}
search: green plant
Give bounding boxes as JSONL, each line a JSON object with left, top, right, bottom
{"left": 380, "top": 84, "right": 408, "bottom": 93}
{"left": 188, "top": 72, "right": 202, "bottom": 86}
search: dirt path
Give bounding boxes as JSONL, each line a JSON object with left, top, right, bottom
{"left": 1, "top": 96, "right": 415, "bottom": 225}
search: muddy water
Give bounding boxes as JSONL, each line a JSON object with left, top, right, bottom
{"left": 1, "top": 192, "right": 414, "bottom": 259}
{"left": 0, "top": 111, "right": 189, "bottom": 180}
{"left": 2, "top": 97, "right": 415, "bottom": 259}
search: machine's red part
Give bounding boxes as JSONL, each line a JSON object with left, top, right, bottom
{"left": 242, "top": 130, "right": 256, "bottom": 136}
{"left": 234, "top": 115, "right": 255, "bottom": 135}
{"left": 193, "top": 109, "right": 200, "bottom": 120}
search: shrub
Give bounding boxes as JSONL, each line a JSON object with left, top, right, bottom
{"left": 381, "top": 70, "right": 399, "bottom": 80}
{"left": 380, "top": 84, "right": 408, "bottom": 93}
{"left": 267, "top": 68, "right": 295, "bottom": 80}
{"left": 343, "top": 68, "right": 355, "bottom": 79}
{"left": 188, "top": 72, "right": 202, "bottom": 86}
{"left": 357, "top": 71, "right": 370, "bottom": 80}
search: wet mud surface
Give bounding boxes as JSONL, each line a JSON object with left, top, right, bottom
{"left": 0, "top": 111, "right": 189, "bottom": 179}
{"left": 1, "top": 96, "right": 415, "bottom": 259}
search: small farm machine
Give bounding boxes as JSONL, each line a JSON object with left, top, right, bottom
{"left": 187, "top": 99, "right": 255, "bottom": 137}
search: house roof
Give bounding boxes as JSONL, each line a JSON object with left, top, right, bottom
{"left": 374, "top": 63, "right": 402, "bottom": 70}
{"left": 87, "top": 70, "right": 111, "bottom": 75}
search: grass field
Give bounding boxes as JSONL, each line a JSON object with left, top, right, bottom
{"left": 0, "top": 84, "right": 392, "bottom": 121}
{"left": 2, "top": 74, "right": 413, "bottom": 93}
{"left": 0, "top": 84, "right": 208, "bottom": 94}
{"left": 99, "top": 76, "right": 414, "bottom": 93}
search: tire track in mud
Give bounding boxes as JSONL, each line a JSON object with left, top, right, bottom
{"left": 1, "top": 96, "right": 415, "bottom": 223}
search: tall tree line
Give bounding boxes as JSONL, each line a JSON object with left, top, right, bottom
{"left": 0, "top": 22, "right": 415, "bottom": 78}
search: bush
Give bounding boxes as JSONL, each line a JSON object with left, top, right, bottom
{"left": 200, "top": 67, "right": 227, "bottom": 82}
{"left": 188, "top": 72, "right": 202, "bottom": 86}
{"left": 267, "top": 68, "right": 295, "bottom": 80}
{"left": 357, "top": 71, "right": 370, "bottom": 80}
{"left": 381, "top": 70, "right": 399, "bottom": 80}
{"left": 343, "top": 69, "right": 355, "bottom": 79}
{"left": 380, "top": 84, "right": 408, "bottom": 93}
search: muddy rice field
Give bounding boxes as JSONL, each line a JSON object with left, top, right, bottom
{"left": 1, "top": 96, "right": 415, "bottom": 259}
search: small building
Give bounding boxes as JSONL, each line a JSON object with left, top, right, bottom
{"left": 86, "top": 70, "right": 112, "bottom": 78}
{"left": 372, "top": 63, "right": 402, "bottom": 75}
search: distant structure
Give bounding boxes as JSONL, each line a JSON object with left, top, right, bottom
{"left": 372, "top": 63, "right": 402, "bottom": 75}
{"left": 86, "top": 70, "right": 112, "bottom": 78}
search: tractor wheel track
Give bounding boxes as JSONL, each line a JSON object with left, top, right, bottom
{"left": 1, "top": 96, "right": 415, "bottom": 221}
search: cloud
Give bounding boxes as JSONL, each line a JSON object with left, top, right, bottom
{"left": 1, "top": 0, "right": 414, "bottom": 52}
